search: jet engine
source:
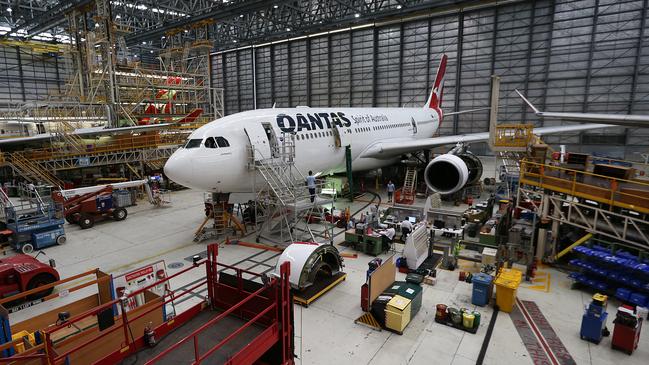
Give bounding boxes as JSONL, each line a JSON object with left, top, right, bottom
{"left": 424, "top": 144, "right": 483, "bottom": 195}
{"left": 274, "top": 243, "right": 344, "bottom": 291}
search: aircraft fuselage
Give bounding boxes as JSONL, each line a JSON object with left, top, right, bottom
{"left": 164, "top": 106, "right": 441, "bottom": 193}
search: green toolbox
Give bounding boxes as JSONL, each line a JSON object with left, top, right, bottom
{"left": 383, "top": 281, "right": 423, "bottom": 317}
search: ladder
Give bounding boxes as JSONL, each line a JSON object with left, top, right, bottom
{"left": 194, "top": 198, "right": 246, "bottom": 242}
{"left": 398, "top": 166, "right": 417, "bottom": 204}
{"left": 194, "top": 201, "right": 227, "bottom": 242}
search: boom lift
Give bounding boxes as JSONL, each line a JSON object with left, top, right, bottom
{"left": 52, "top": 186, "right": 128, "bottom": 229}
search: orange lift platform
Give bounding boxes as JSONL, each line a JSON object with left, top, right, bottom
{"left": 1, "top": 243, "right": 294, "bottom": 365}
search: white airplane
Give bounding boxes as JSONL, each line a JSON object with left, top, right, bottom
{"left": 164, "top": 54, "right": 618, "bottom": 197}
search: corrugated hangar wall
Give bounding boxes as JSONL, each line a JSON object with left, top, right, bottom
{"left": 0, "top": 46, "right": 68, "bottom": 107}
{"left": 211, "top": 0, "right": 649, "bottom": 159}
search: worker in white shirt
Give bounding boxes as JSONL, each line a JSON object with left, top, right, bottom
{"left": 400, "top": 218, "right": 413, "bottom": 241}
{"left": 379, "top": 227, "right": 396, "bottom": 251}
{"left": 386, "top": 180, "right": 395, "bottom": 202}
{"left": 306, "top": 171, "right": 316, "bottom": 203}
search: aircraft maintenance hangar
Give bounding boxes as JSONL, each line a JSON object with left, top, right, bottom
{"left": 0, "top": 1, "right": 647, "bottom": 364}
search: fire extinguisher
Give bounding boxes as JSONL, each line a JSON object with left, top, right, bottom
{"left": 144, "top": 322, "right": 156, "bottom": 347}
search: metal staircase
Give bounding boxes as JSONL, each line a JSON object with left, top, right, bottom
{"left": 6, "top": 152, "right": 64, "bottom": 188}
{"left": 53, "top": 120, "right": 86, "bottom": 153}
{"left": 250, "top": 135, "right": 333, "bottom": 245}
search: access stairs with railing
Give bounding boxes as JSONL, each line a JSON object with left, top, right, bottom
{"left": 3, "top": 152, "right": 64, "bottom": 188}
{"left": 250, "top": 137, "right": 333, "bottom": 244}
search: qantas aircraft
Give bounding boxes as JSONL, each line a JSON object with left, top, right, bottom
{"left": 164, "top": 54, "right": 617, "bottom": 197}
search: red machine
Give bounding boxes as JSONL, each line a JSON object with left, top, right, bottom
{"left": 611, "top": 305, "right": 643, "bottom": 355}
{"left": 15, "top": 243, "right": 295, "bottom": 365}
{"left": 0, "top": 254, "right": 60, "bottom": 300}
{"left": 52, "top": 186, "right": 128, "bottom": 229}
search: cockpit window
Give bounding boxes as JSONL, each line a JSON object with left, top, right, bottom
{"left": 184, "top": 139, "right": 202, "bottom": 149}
{"left": 204, "top": 137, "right": 217, "bottom": 148}
{"left": 215, "top": 137, "right": 230, "bottom": 148}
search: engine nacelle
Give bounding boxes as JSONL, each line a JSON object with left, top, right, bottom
{"left": 424, "top": 151, "right": 483, "bottom": 195}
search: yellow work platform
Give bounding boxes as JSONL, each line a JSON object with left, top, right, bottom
{"left": 293, "top": 272, "right": 347, "bottom": 307}
{"left": 520, "top": 160, "right": 649, "bottom": 215}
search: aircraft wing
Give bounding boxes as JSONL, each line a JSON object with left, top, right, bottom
{"left": 361, "top": 123, "right": 615, "bottom": 158}
{"left": 0, "top": 123, "right": 172, "bottom": 146}
{"left": 516, "top": 90, "right": 649, "bottom": 127}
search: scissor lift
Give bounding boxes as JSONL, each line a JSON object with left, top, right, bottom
{"left": 0, "top": 186, "right": 66, "bottom": 254}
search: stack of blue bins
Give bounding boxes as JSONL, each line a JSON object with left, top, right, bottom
{"left": 569, "top": 245, "right": 649, "bottom": 307}
{"left": 471, "top": 273, "right": 493, "bottom": 307}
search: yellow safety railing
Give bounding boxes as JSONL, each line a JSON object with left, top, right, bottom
{"left": 520, "top": 159, "right": 649, "bottom": 215}
{"left": 13, "top": 132, "right": 186, "bottom": 162}
{"left": 493, "top": 124, "right": 533, "bottom": 148}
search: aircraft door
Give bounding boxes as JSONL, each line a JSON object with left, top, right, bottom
{"left": 244, "top": 123, "right": 273, "bottom": 161}
{"left": 332, "top": 124, "right": 351, "bottom": 148}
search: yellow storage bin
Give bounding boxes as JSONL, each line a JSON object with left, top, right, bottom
{"left": 385, "top": 295, "right": 412, "bottom": 334}
{"left": 494, "top": 269, "right": 522, "bottom": 313}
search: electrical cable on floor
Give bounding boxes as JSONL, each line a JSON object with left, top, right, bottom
{"left": 475, "top": 306, "right": 499, "bottom": 365}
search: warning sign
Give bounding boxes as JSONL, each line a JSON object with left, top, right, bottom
{"left": 112, "top": 260, "right": 168, "bottom": 314}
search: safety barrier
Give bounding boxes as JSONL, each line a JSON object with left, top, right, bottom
{"left": 16, "top": 243, "right": 294, "bottom": 365}
{"left": 7, "top": 132, "right": 186, "bottom": 165}
{"left": 492, "top": 124, "right": 533, "bottom": 149}
{"left": 520, "top": 159, "right": 649, "bottom": 215}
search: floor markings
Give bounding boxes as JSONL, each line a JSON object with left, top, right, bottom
{"left": 525, "top": 272, "right": 551, "bottom": 293}
{"left": 510, "top": 298, "right": 576, "bottom": 365}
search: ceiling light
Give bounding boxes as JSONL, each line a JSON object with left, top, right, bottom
{"left": 286, "top": 27, "right": 291, "bottom": 31}
{"left": 396, "top": 4, "right": 402, "bottom": 9}
{"left": 142, "top": 41, "right": 147, "bottom": 44}
{"left": 354, "top": 13, "right": 360, "bottom": 18}
{"left": 233, "top": 40, "right": 237, "bottom": 43}
{"left": 273, "top": 4, "right": 278, "bottom": 8}
{"left": 6, "top": 7, "right": 11, "bottom": 13}
{"left": 95, "top": 23, "right": 100, "bottom": 27}
{"left": 240, "top": 14, "right": 244, "bottom": 17}
{"left": 149, "top": 50, "right": 153, "bottom": 53}
{"left": 116, "top": 14, "right": 121, "bottom": 19}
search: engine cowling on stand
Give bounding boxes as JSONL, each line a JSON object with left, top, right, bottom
{"left": 423, "top": 145, "right": 483, "bottom": 195}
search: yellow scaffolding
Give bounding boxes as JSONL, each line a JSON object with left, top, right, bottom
{"left": 493, "top": 124, "right": 534, "bottom": 150}
{"left": 520, "top": 159, "right": 649, "bottom": 215}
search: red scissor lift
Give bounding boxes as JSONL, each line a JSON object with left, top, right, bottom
{"left": 2, "top": 243, "right": 294, "bottom": 365}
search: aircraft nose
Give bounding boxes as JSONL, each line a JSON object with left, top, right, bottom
{"left": 164, "top": 151, "right": 193, "bottom": 187}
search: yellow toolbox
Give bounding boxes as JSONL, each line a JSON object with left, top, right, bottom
{"left": 385, "top": 295, "right": 412, "bottom": 334}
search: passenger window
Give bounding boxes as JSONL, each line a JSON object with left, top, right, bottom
{"left": 184, "top": 139, "right": 202, "bottom": 148}
{"left": 204, "top": 137, "right": 217, "bottom": 148}
{"left": 216, "top": 137, "right": 230, "bottom": 148}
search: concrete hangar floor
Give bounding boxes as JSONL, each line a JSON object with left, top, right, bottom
{"left": 8, "top": 179, "right": 649, "bottom": 365}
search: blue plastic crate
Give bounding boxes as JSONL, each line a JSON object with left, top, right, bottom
{"left": 629, "top": 293, "right": 648, "bottom": 307}
{"left": 616, "top": 287, "right": 632, "bottom": 301}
